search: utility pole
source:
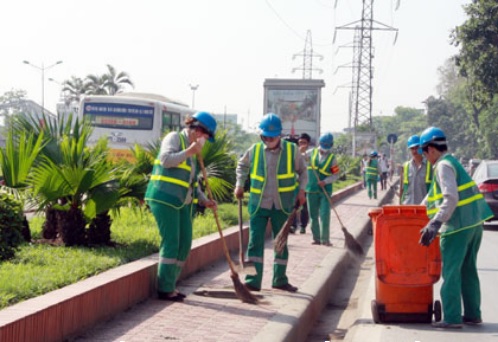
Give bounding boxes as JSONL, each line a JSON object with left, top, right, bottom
{"left": 292, "top": 30, "right": 323, "bottom": 79}
{"left": 334, "top": 0, "right": 398, "bottom": 155}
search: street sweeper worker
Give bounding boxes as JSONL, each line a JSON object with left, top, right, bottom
{"left": 145, "top": 111, "right": 218, "bottom": 302}
{"left": 234, "top": 113, "right": 307, "bottom": 293}
{"left": 418, "top": 126, "right": 493, "bottom": 329}
{"left": 366, "top": 150, "right": 381, "bottom": 199}
{"left": 400, "top": 135, "right": 432, "bottom": 204}
{"left": 304, "top": 132, "right": 340, "bottom": 246}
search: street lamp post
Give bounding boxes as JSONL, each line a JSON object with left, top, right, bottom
{"left": 23, "top": 60, "right": 63, "bottom": 113}
{"left": 189, "top": 84, "right": 199, "bottom": 109}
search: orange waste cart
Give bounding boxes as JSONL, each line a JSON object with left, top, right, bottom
{"left": 368, "top": 205, "right": 442, "bottom": 323}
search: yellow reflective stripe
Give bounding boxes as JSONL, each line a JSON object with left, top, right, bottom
{"left": 150, "top": 175, "right": 190, "bottom": 188}
{"left": 277, "top": 173, "right": 295, "bottom": 179}
{"left": 251, "top": 144, "right": 265, "bottom": 182}
{"left": 278, "top": 185, "right": 297, "bottom": 193}
{"left": 457, "top": 193, "right": 483, "bottom": 207}
{"left": 404, "top": 162, "right": 409, "bottom": 184}
{"left": 320, "top": 153, "right": 334, "bottom": 175}
{"left": 154, "top": 159, "right": 191, "bottom": 172}
{"left": 250, "top": 187, "right": 262, "bottom": 194}
{"left": 425, "top": 162, "right": 431, "bottom": 184}
{"left": 427, "top": 207, "right": 439, "bottom": 215}
{"left": 458, "top": 180, "right": 476, "bottom": 191}
{"left": 193, "top": 198, "right": 198, "bottom": 204}
{"left": 287, "top": 142, "right": 292, "bottom": 173}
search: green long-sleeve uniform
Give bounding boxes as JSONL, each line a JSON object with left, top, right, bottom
{"left": 235, "top": 140, "right": 307, "bottom": 290}
{"left": 425, "top": 153, "right": 493, "bottom": 324}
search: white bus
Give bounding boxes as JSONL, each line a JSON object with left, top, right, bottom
{"left": 78, "top": 92, "right": 195, "bottom": 161}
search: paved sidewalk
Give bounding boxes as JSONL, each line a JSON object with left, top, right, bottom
{"left": 75, "top": 185, "right": 394, "bottom": 342}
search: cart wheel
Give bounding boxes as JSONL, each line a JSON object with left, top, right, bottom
{"left": 371, "top": 300, "right": 381, "bottom": 323}
{"left": 434, "top": 300, "right": 442, "bottom": 322}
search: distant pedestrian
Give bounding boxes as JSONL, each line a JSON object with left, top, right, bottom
{"left": 361, "top": 154, "right": 368, "bottom": 189}
{"left": 400, "top": 135, "right": 432, "bottom": 204}
{"left": 304, "top": 132, "right": 340, "bottom": 246}
{"left": 365, "top": 151, "right": 381, "bottom": 199}
{"left": 419, "top": 126, "right": 493, "bottom": 329}
{"left": 294, "top": 132, "right": 311, "bottom": 234}
{"left": 145, "top": 112, "right": 218, "bottom": 302}
{"left": 234, "top": 113, "right": 307, "bottom": 293}
{"left": 379, "top": 154, "right": 389, "bottom": 190}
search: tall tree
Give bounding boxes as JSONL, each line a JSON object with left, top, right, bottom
{"left": 103, "top": 64, "right": 134, "bottom": 95}
{"left": 452, "top": 0, "right": 498, "bottom": 109}
{"left": 62, "top": 76, "right": 87, "bottom": 105}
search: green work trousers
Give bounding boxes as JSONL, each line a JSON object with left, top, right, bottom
{"left": 148, "top": 201, "right": 193, "bottom": 293}
{"left": 366, "top": 179, "right": 377, "bottom": 199}
{"left": 440, "top": 225, "right": 483, "bottom": 324}
{"left": 245, "top": 207, "right": 290, "bottom": 289}
{"left": 307, "top": 192, "right": 331, "bottom": 244}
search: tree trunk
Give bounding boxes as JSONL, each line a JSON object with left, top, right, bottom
{"left": 42, "top": 207, "right": 58, "bottom": 239}
{"left": 87, "top": 211, "right": 113, "bottom": 246}
{"left": 59, "top": 207, "right": 86, "bottom": 246}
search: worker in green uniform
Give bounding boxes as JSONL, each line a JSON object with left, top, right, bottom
{"left": 304, "top": 132, "right": 340, "bottom": 246}
{"left": 419, "top": 127, "right": 493, "bottom": 329}
{"left": 365, "top": 151, "right": 381, "bottom": 199}
{"left": 145, "top": 112, "right": 218, "bottom": 302}
{"left": 234, "top": 113, "right": 307, "bottom": 293}
{"left": 400, "top": 135, "right": 433, "bottom": 204}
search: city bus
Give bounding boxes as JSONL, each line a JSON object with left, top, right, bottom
{"left": 78, "top": 92, "right": 195, "bottom": 161}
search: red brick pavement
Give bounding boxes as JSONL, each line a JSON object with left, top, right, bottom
{"left": 75, "top": 186, "right": 393, "bottom": 342}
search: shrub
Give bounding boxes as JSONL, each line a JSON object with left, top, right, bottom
{"left": 0, "top": 192, "right": 24, "bottom": 260}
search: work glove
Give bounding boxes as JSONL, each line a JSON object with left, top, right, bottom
{"left": 419, "top": 220, "right": 442, "bottom": 246}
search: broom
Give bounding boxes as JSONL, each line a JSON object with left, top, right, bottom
{"left": 274, "top": 200, "right": 301, "bottom": 255}
{"left": 310, "top": 166, "right": 364, "bottom": 256}
{"left": 197, "top": 154, "right": 258, "bottom": 304}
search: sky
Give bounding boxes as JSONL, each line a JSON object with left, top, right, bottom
{"left": 1, "top": 0, "right": 470, "bottom": 132}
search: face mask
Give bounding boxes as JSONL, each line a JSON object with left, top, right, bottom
{"left": 197, "top": 137, "right": 206, "bottom": 147}
{"left": 319, "top": 147, "right": 332, "bottom": 153}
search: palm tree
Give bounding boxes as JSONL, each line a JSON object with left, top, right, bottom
{"left": 103, "top": 64, "right": 134, "bottom": 95}
{"left": 84, "top": 74, "right": 109, "bottom": 95}
{"left": 61, "top": 76, "right": 87, "bottom": 105}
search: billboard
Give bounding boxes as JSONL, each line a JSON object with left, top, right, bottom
{"left": 263, "top": 79, "right": 325, "bottom": 144}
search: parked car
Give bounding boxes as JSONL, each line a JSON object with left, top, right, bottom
{"left": 472, "top": 160, "right": 498, "bottom": 222}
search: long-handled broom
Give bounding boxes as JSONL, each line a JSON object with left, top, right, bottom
{"left": 274, "top": 200, "right": 301, "bottom": 255}
{"left": 310, "top": 166, "right": 364, "bottom": 257}
{"left": 237, "top": 199, "right": 257, "bottom": 276}
{"left": 197, "top": 154, "right": 258, "bottom": 304}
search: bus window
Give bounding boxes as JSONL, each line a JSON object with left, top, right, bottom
{"left": 83, "top": 102, "right": 154, "bottom": 130}
{"left": 162, "top": 110, "right": 181, "bottom": 132}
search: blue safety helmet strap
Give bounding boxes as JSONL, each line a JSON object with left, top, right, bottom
{"left": 319, "top": 132, "right": 334, "bottom": 149}
{"left": 193, "top": 111, "right": 217, "bottom": 142}
{"left": 420, "top": 127, "right": 446, "bottom": 148}
{"left": 259, "top": 113, "right": 282, "bottom": 137}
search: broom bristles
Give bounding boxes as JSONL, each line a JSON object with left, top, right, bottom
{"left": 274, "top": 207, "right": 299, "bottom": 254}
{"left": 342, "top": 227, "right": 364, "bottom": 256}
{"left": 230, "top": 273, "right": 259, "bottom": 304}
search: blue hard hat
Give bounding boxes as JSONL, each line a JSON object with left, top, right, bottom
{"left": 407, "top": 135, "right": 420, "bottom": 148}
{"left": 420, "top": 127, "right": 446, "bottom": 148}
{"left": 193, "top": 111, "right": 217, "bottom": 142}
{"left": 259, "top": 113, "right": 282, "bottom": 137}
{"left": 319, "top": 132, "right": 334, "bottom": 149}
{"left": 370, "top": 150, "right": 378, "bottom": 157}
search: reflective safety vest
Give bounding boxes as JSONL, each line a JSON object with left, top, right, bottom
{"left": 426, "top": 154, "right": 493, "bottom": 236}
{"left": 306, "top": 148, "right": 336, "bottom": 194}
{"left": 248, "top": 141, "right": 297, "bottom": 216}
{"left": 365, "top": 159, "right": 379, "bottom": 181}
{"left": 401, "top": 159, "right": 433, "bottom": 203}
{"left": 145, "top": 132, "right": 197, "bottom": 209}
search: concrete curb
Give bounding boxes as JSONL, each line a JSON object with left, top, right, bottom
{"left": 253, "top": 180, "right": 398, "bottom": 342}
{"left": 0, "top": 182, "right": 365, "bottom": 342}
